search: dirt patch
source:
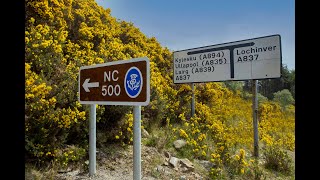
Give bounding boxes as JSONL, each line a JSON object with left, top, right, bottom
{"left": 26, "top": 144, "right": 207, "bottom": 180}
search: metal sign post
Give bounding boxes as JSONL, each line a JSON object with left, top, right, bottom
{"left": 191, "top": 83, "right": 195, "bottom": 117}
{"left": 133, "top": 106, "right": 141, "bottom": 180}
{"left": 89, "top": 104, "right": 96, "bottom": 176}
{"left": 79, "top": 57, "right": 150, "bottom": 177}
{"left": 252, "top": 80, "right": 259, "bottom": 157}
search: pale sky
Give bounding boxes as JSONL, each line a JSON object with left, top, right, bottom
{"left": 97, "top": 0, "right": 295, "bottom": 70}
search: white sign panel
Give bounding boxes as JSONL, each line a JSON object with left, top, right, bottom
{"left": 173, "top": 34, "right": 282, "bottom": 83}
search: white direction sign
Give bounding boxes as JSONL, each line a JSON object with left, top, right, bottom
{"left": 173, "top": 34, "right": 282, "bottom": 83}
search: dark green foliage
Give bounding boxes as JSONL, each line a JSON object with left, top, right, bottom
{"left": 263, "top": 146, "right": 294, "bottom": 175}
{"left": 273, "top": 89, "right": 295, "bottom": 110}
{"left": 243, "top": 64, "right": 295, "bottom": 100}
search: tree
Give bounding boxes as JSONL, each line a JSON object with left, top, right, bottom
{"left": 272, "top": 89, "right": 295, "bottom": 110}
{"left": 224, "top": 81, "right": 244, "bottom": 93}
{"left": 244, "top": 64, "right": 295, "bottom": 100}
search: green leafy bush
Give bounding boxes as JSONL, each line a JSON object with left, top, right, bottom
{"left": 263, "top": 146, "right": 294, "bottom": 175}
{"left": 272, "top": 89, "right": 295, "bottom": 110}
{"left": 53, "top": 145, "right": 87, "bottom": 168}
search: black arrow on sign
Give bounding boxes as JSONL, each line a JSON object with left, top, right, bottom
{"left": 187, "top": 42, "right": 255, "bottom": 78}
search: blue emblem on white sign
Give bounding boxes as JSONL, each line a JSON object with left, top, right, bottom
{"left": 125, "top": 67, "right": 143, "bottom": 98}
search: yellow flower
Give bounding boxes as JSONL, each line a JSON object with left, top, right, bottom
{"left": 29, "top": 17, "right": 35, "bottom": 24}
{"left": 202, "top": 150, "right": 206, "bottom": 156}
{"left": 179, "top": 129, "right": 188, "bottom": 138}
{"left": 239, "top": 149, "right": 245, "bottom": 158}
{"left": 115, "top": 135, "right": 119, "bottom": 139}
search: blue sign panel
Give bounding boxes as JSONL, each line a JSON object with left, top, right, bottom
{"left": 125, "top": 67, "right": 143, "bottom": 98}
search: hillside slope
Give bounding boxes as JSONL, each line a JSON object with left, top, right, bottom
{"left": 25, "top": 0, "right": 295, "bottom": 179}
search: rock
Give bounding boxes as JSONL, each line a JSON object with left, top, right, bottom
{"left": 164, "top": 151, "right": 171, "bottom": 162}
{"left": 180, "top": 158, "right": 194, "bottom": 169}
{"left": 180, "top": 158, "right": 194, "bottom": 172}
{"left": 156, "top": 165, "right": 163, "bottom": 172}
{"left": 106, "top": 164, "right": 115, "bottom": 171}
{"left": 163, "top": 162, "right": 169, "bottom": 166}
{"left": 180, "top": 175, "right": 187, "bottom": 180}
{"left": 57, "top": 167, "right": 72, "bottom": 173}
{"left": 173, "top": 139, "right": 187, "bottom": 149}
{"left": 194, "top": 173, "right": 202, "bottom": 179}
{"left": 169, "top": 156, "right": 180, "bottom": 168}
{"left": 164, "top": 151, "right": 171, "bottom": 159}
{"left": 164, "top": 169, "right": 171, "bottom": 175}
{"left": 146, "top": 176, "right": 159, "bottom": 180}
{"left": 181, "top": 167, "right": 189, "bottom": 172}
{"left": 142, "top": 128, "right": 150, "bottom": 138}
{"left": 198, "top": 160, "right": 214, "bottom": 171}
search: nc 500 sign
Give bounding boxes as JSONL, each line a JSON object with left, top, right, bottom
{"left": 78, "top": 57, "right": 150, "bottom": 106}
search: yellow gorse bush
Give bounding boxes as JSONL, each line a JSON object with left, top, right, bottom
{"left": 259, "top": 102, "right": 295, "bottom": 150}
{"left": 170, "top": 82, "right": 294, "bottom": 177}
{"left": 25, "top": 1, "right": 294, "bottom": 173}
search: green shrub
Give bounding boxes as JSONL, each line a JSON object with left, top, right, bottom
{"left": 176, "top": 144, "right": 194, "bottom": 159}
{"left": 272, "top": 89, "right": 295, "bottom": 110}
{"left": 245, "top": 159, "right": 266, "bottom": 180}
{"left": 225, "top": 149, "right": 248, "bottom": 177}
{"left": 263, "top": 146, "right": 294, "bottom": 175}
{"left": 257, "top": 93, "right": 268, "bottom": 103}
{"left": 145, "top": 135, "right": 158, "bottom": 147}
{"left": 53, "top": 145, "right": 87, "bottom": 168}
{"left": 224, "top": 81, "right": 244, "bottom": 93}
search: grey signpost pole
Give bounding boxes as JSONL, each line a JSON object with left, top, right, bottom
{"left": 89, "top": 104, "right": 96, "bottom": 176}
{"left": 79, "top": 57, "right": 150, "bottom": 178}
{"left": 252, "top": 80, "right": 259, "bottom": 157}
{"left": 133, "top": 106, "right": 141, "bottom": 180}
{"left": 191, "top": 83, "right": 195, "bottom": 117}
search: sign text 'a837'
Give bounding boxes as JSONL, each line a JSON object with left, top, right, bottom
{"left": 78, "top": 57, "right": 150, "bottom": 106}
{"left": 173, "top": 34, "right": 282, "bottom": 83}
